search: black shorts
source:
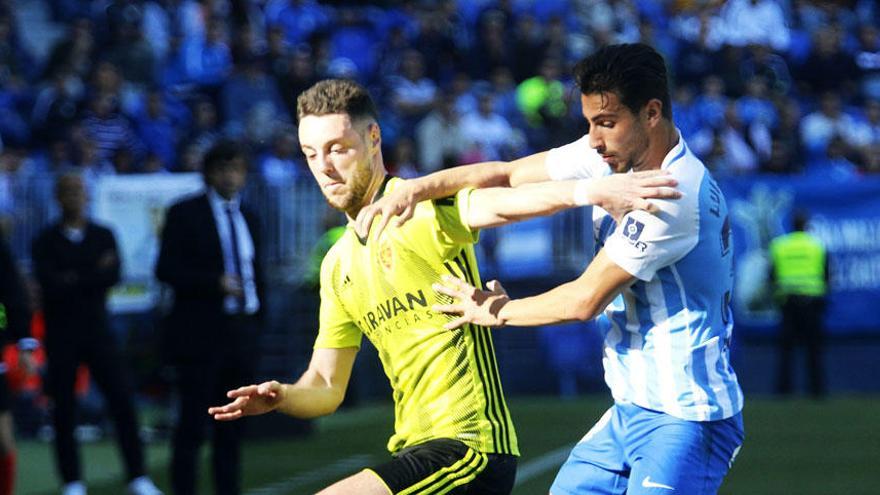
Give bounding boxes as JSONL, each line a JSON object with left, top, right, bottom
{"left": 367, "top": 438, "right": 517, "bottom": 495}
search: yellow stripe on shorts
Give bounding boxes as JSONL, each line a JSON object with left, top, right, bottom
{"left": 397, "top": 448, "right": 489, "bottom": 495}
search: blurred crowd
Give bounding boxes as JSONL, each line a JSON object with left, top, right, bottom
{"left": 1, "top": 0, "right": 879, "bottom": 219}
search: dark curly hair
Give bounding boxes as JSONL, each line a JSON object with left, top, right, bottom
{"left": 574, "top": 43, "right": 672, "bottom": 120}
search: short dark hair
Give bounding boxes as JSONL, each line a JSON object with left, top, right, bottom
{"left": 793, "top": 210, "right": 809, "bottom": 231}
{"left": 202, "top": 139, "right": 247, "bottom": 175}
{"left": 574, "top": 43, "right": 672, "bottom": 120}
{"left": 296, "top": 79, "right": 378, "bottom": 124}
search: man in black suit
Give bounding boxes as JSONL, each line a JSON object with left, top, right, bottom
{"left": 156, "top": 140, "right": 264, "bottom": 495}
{"left": 32, "top": 173, "right": 161, "bottom": 495}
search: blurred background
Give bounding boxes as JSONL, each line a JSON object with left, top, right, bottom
{"left": 1, "top": 0, "right": 878, "bottom": 493}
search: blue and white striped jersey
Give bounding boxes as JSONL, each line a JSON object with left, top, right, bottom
{"left": 546, "top": 133, "right": 744, "bottom": 421}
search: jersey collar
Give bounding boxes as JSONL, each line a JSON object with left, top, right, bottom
{"left": 660, "top": 128, "right": 687, "bottom": 170}
{"left": 354, "top": 174, "right": 394, "bottom": 245}
{"left": 376, "top": 173, "right": 393, "bottom": 199}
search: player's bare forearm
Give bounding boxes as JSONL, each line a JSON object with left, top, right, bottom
{"left": 209, "top": 374, "right": 348, "bottom": 422}
{"left": 497, "top": 281, "right": 603, "bottom": 327}
{"left": 466, "top": 170, "right": 682, "bottom": 229}
{"left": 498, "top": 251, "right": 636, "bottom": 327}
{"left": 408, "top": 152, "right": 548, "bottom": 199}
{"left": 274, "top": 377, "right": 348, "bottom": 418}
{"left": 277, "top": 346, "right": 357, "bottom": 418}
{"left": 466, "top": 180, "right": 580, "bottom": 229}
{"left": 406, "top": 161, "right": 509, "bottom": 202}
{"left": 433, "top": 252, "right": 634, "bottom": 328}
{"left": 355, "top": 153, "right": 550, "bottom": 238}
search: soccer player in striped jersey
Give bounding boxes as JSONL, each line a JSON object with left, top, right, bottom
{"left": 359, "top": 44, "right": 745, "bottom": 495}
{"left": 208, "top": 79, "right": 677, "bottom": 495}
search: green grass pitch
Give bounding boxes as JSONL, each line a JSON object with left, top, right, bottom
{"left": 18, "top": 395, "right": 880, "bottom": 494}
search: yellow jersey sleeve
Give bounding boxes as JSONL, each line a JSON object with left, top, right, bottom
{"left": 383, "top": 180, "right": 479, "bottom": 262}
{"left": 314, "top": 246, "right": 362, "bottom": 349}
{"left": 429, "top": 187, "right": 480, "bottom": 250}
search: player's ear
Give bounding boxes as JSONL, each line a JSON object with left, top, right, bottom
{"left": 368, "top": 122, "right": 381, "bottom": 153}
{"left": 644, "top": 99, "right": 663, "bottom": 127}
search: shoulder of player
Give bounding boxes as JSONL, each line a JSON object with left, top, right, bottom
{"left": 318, "top": 237, "right": 348, "bottom": 286}
{"left": 663, "top": 150, "right": 706, "bottom": 200}
{"left": 628, "top": 172, "right": 700, "bottom": 236}
{"left": 325, "top": 228, "right": 355, "bottom": 259}
{"left": 547, "top": 134, "right": 606, "bottom": 176}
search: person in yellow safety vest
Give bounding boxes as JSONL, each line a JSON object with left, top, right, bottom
{"left": 768, "top": 210, "right": 829, "bottom": 398}
{"left": 515, "top": 57, "right": 567, "bottom": 129}
{"left": 304, "top": 210, "right": 347, "bottom": 290}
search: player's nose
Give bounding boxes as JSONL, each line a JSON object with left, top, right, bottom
{"left": 318, "top": 154, "right": 337, "bottom": 175}
{"left": 588, "top": 129, "right": 604, "bottom": 151}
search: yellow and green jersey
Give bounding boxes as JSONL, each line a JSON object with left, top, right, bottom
{"left": 316, "top": 177, "right": 518, "bottom": 456}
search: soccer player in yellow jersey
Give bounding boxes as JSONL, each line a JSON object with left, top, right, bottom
{"left": 208, "top": 79, "right": 678, "bottom": 495}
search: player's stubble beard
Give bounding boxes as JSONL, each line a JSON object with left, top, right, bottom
{"left": 324, "top": 154, "right": 375, "bottom": 218}
{"left": 612, "top": 120, "right": 651, "bottom": 174}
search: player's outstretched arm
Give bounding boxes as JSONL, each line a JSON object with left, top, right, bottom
{"left": 208, "top": 381, "right": 286, "bottom": 421}
{"left": 433, "top": 250, "right": 635, "bottom": 328}
{"left": 464, "top": 171, "right": 680, "bottom": 229}
{"left": 355, "top": 152, "right": 549, "bottom": 239}
{"left": 209, "top": 347, "right": 358, "bottom": 421}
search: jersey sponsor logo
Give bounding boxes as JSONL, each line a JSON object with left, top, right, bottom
{"left": 358, "top": 289, "right": 432, "bottom": 332}
{"left": 641, "top": 476, "right": 675, "bottom": 490}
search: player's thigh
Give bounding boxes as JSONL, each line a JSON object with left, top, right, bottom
{"left": 366, "top": 438, "right": 496, "bottom": 495}
{"left": 317, "top": 470, "right": 391, "bottom": 495}
{"left": 626, "top": 412, "right": 744, "bottom": 495}
{"left": 550, "top": 408, "right": 628, "bottom": 495}
{"left": 550, "top": 459, "right": 627, "bottom": 495}
{"left": 463, "top": 453, "right": 516, "bottom": 495}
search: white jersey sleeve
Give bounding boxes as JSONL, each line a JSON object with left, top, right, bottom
{"left": 603, "top": 193, "right": 699, "bottom": 282}
{"left": 544, "top": 134, "right": 609, "bottom": 181}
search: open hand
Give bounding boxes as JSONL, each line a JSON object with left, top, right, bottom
{"left": 355, "top": 182, "right": 419, "bottom": 239}
{"left": 588, "top": 170, "right": 681, "bottom": 221}
{"left": 432, "top": 276, "right": 510, "bottom": 329}
{"left": 208, "top": 381, "right": 285, "bottom": 421}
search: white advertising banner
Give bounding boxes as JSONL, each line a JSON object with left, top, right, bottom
{"left": 92, "top": 173, "right": 204, "bottom": 313}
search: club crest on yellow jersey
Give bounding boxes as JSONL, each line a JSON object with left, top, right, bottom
{"left": 378, "top": 241, "right": 394, "bottom": 271}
